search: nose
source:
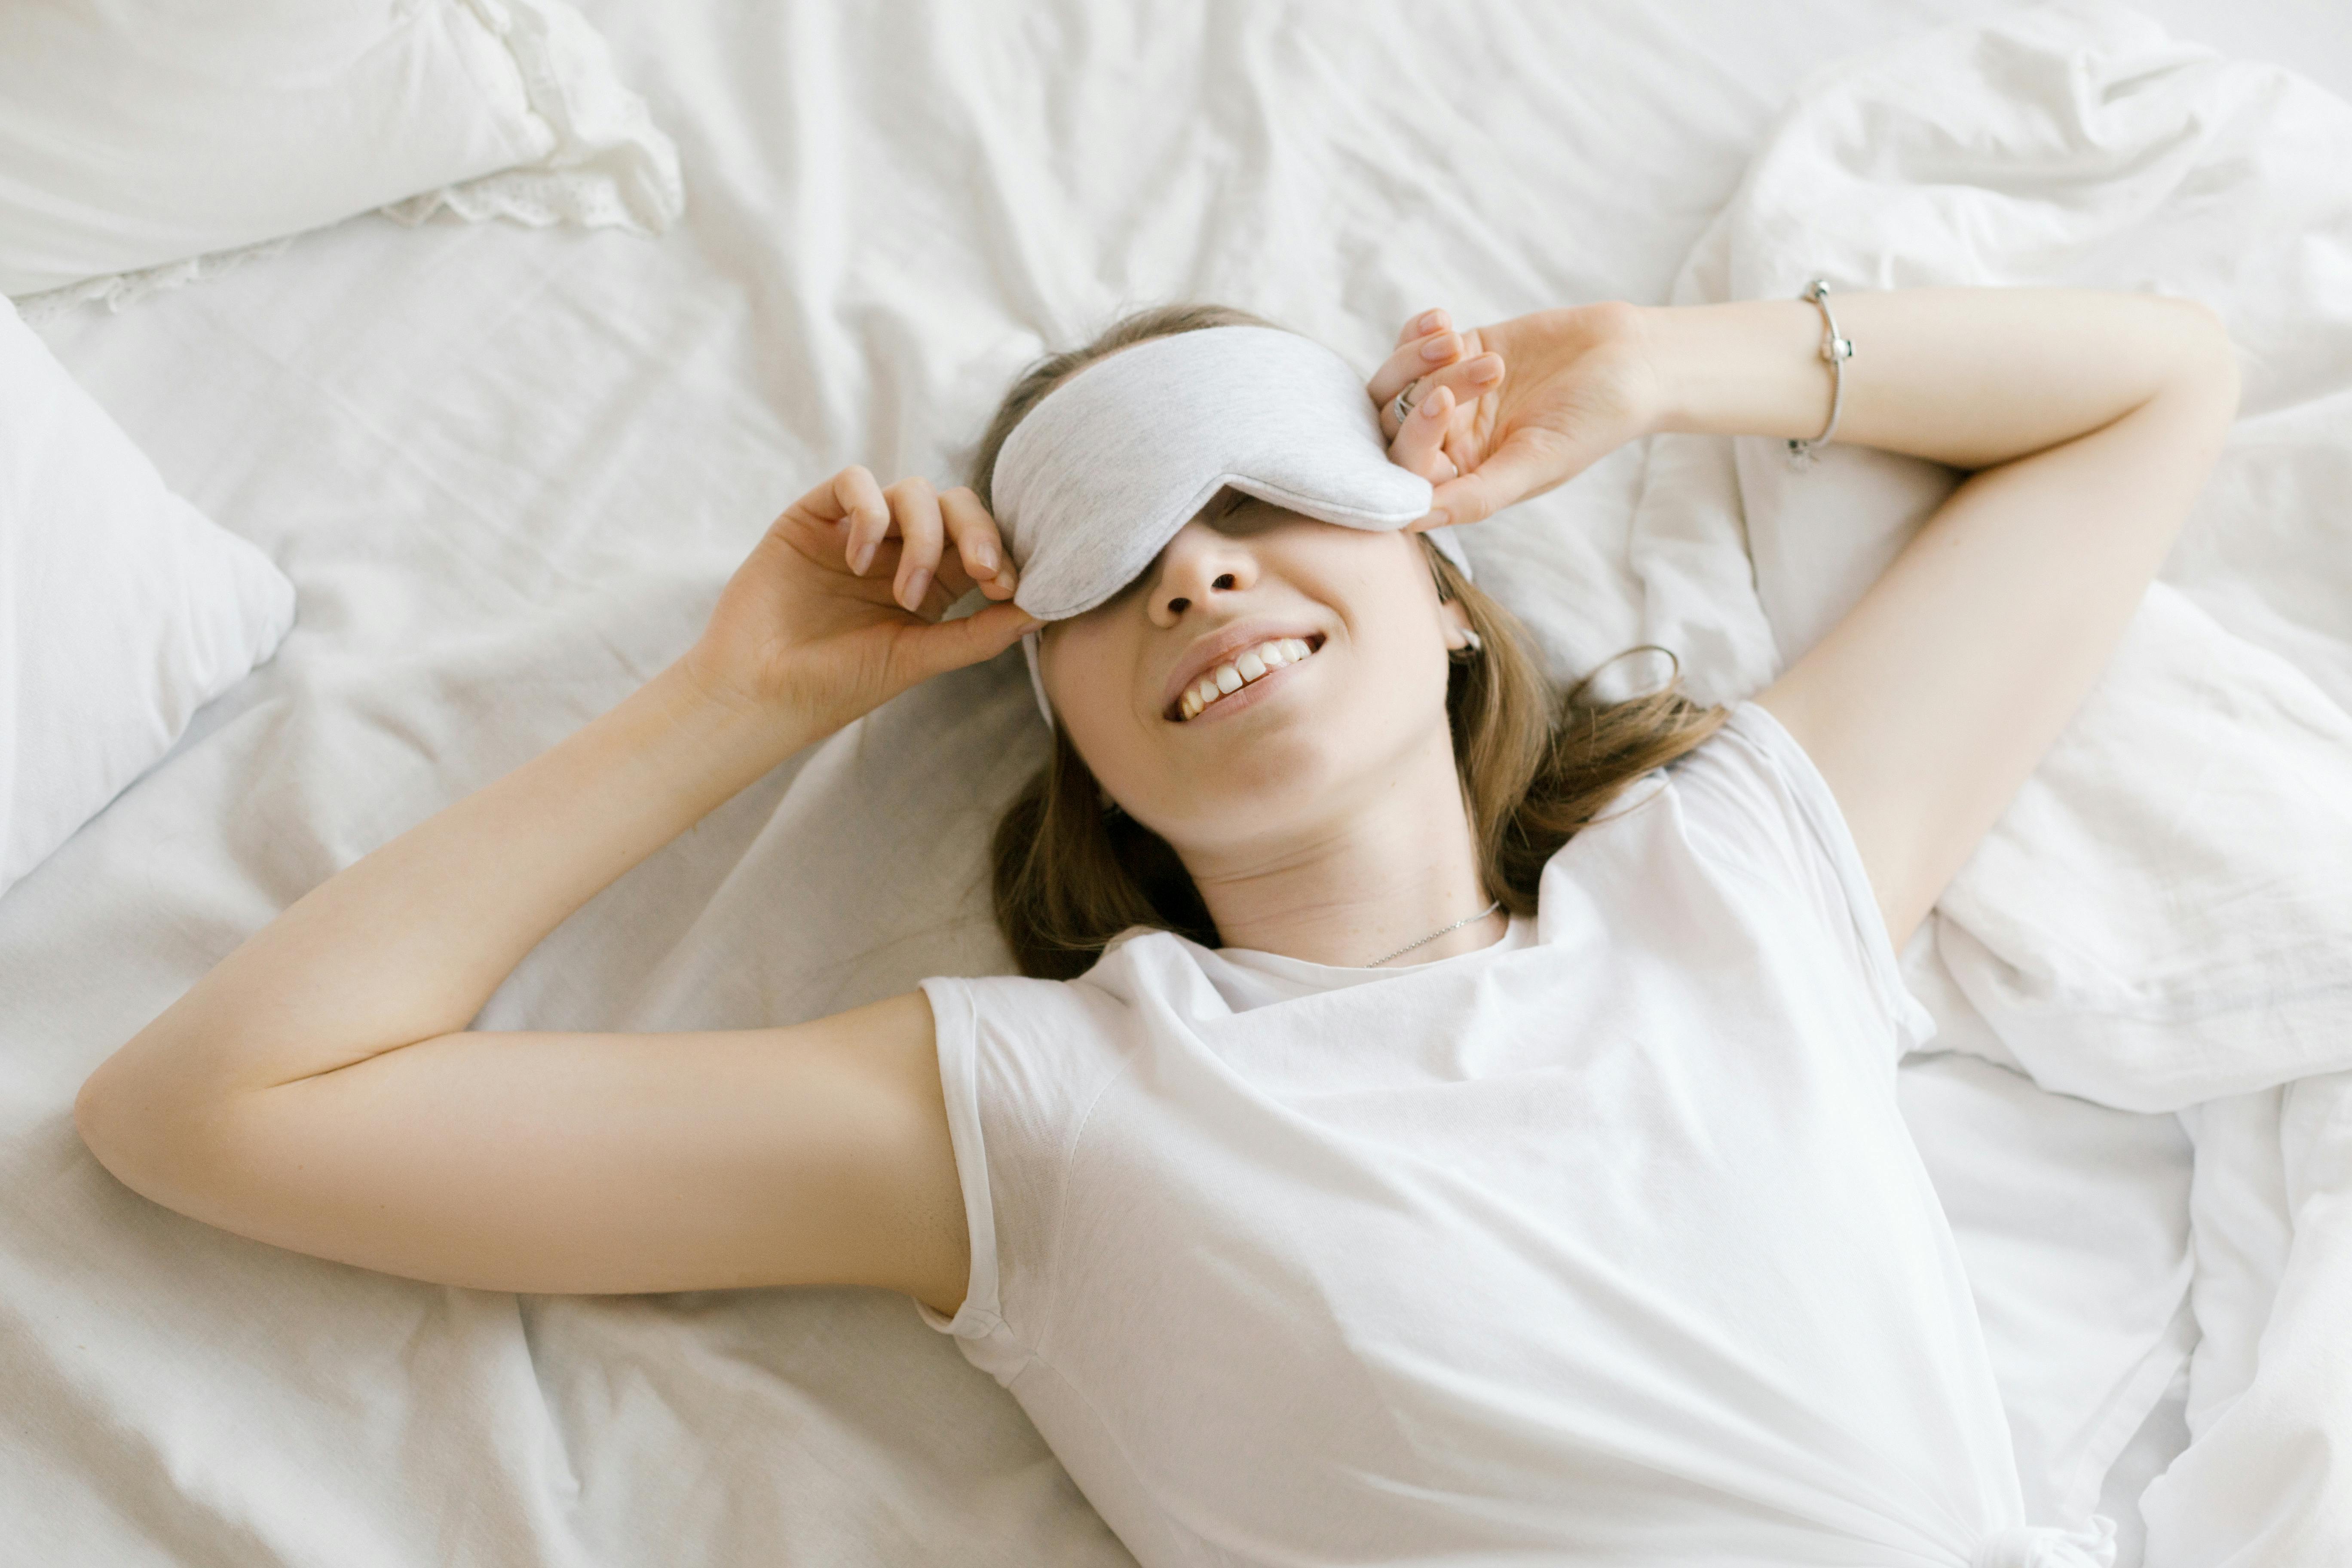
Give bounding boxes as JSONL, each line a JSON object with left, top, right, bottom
{"left": 1148, "top": 520, "right": 1256, "bottom": 626}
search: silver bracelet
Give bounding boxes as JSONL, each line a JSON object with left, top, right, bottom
{"left": 1785, "top": 278, "right": 1854, "bottom": 468}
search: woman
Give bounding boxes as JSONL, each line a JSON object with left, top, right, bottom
{"left": 76, "top": 288, "right": 2237, "bottom": 1565}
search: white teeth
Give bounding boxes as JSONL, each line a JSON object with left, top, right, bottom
{"left": 1176, "top": 637, "right": 1318, "bottom": 720}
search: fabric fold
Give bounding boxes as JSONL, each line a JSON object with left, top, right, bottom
{"left": 1647, "top": 3, "right": 2352, "bottom": 1559}
{"left": 1972, "top": 1517, "right": 2119, "bottom": 1568}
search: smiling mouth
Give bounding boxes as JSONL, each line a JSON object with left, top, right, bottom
{"left": 1170, "top": 634, "right": 1325, "bottom": 722}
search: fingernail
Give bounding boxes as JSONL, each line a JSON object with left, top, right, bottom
{"left": 902, "top": 567, "right": 931, "bottom": 608}
{"left": 1418, "top": 309, "right": 1448, "bottom": 333}
{"left": 971, "top": 539, "right": 998, "bottom": 572}
{"left": 1473, "top": 355, "right": 1503, "bottom": 381}
{"left": 852, "top": 540, "right": 875, "bottom": 574}
{"left": 1421, "top": 334, "right": 1458, "bottom": 362}
{"left": 1421, "top": 386, "right": 1450, "bottom": 418}
{"left": 1423, "top": 509, "right": 1451, "bottom": 529}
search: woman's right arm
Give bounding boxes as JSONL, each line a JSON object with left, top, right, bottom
{"left": 73, "top": 468, "right": 1037, "bottom": 1314}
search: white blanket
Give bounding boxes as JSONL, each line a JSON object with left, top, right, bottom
{"left": 3, "top": 2, "right": 2345, "bottom": 1565}
{"left": 1639, "top": 4, "right": 2352, "bottom": 1560}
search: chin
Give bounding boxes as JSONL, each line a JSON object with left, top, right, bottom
{"left": 1145, "top": 704, "right": 1391, "bottom": 840}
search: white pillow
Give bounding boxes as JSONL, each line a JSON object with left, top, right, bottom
{"left": 0, "top": 298, "right": 297, "bottom": 897}
{"left": 0, "top": 0, "right": 682, "bottom": 312}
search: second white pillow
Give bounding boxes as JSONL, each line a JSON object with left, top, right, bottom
{"left": 0, "top": 299, "right": 299, "bottom": 897}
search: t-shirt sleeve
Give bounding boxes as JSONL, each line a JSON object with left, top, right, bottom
{"left": 1666, "top": 702, "right": 1936, "bottom": 1061}
{"left": 914, "top": 969, "right": 1131, "bottom": 1384}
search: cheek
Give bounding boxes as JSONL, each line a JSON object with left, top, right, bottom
{"left": 1042, "top": 627, "right": 1155, "bottom": 787}
{"left": 1341, "top": 619, "right": 1455, "bottom": 745}
{"left": 1331, "top": 562, "right": 1456, "bottom": 722}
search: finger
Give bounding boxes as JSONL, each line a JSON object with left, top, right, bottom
{"left": 1415, "top": 351, "right": 1505, "bottom": 407}
{"left": 938, "top": 486, "right": 1020, "bottom": 601}
{"left": 1386, "top": 383, "right": 1456, "bottom": 481}
{"left": 1392, "top": 306, "right": 1449, "bottom": 349}
{"left": 783, "top": 465, "right": 886, "bottom": 552}
{"left": 838, "top": 467, "right": 895, "bottom": 576}
{"left": 1421, "top": 428, "right": 1578, "bottom": 528}
{"left": 1370, "top": 331, "right": 1465, "bottom": 415}
{"left": 788, "top": 464, "right": 882, "bottom": 527}
{"left": 884, "top": 478, "right": 945, "bottom": 613}
{"left": 891, "top": 600, "right": 1044, "bottom": 687}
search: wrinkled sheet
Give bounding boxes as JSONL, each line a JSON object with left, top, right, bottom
{"left": 3, "top": 2, "right": 2345, "bottom": 1565}
{"left": 1639, "top": 5, "right": 2352, "bottom": 1562}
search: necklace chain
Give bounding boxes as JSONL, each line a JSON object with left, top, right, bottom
{"left": 1366, "top": 899, "right": 1503, "bottom": 968}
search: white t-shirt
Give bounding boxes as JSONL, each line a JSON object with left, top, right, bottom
{"left": 918, "top": 704, "right": 2112, "bottom": 1568}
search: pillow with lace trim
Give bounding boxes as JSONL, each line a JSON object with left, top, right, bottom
{"left": 0, "top": 0, "right": 683, "bottom": 316}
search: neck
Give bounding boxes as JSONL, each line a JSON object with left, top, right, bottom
{"left": 1181, "top": 736, "right": 1505, "bottom": 968}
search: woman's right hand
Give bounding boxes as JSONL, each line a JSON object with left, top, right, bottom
{"left": 680, "top": 467, "right": 1041, "bottom": 738}
{"left": 1370, "top": 303, "right": 1664, "bottom": 528}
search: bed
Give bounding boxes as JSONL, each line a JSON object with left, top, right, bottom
{"left": 7, "top": 2, "right": 2352, "bottom": 1564}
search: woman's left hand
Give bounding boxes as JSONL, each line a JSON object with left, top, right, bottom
{"left": 1368, "top": 308, "right": 1505, "bottom": 489}
{"left": 1370, "top": 303, "right": 1663, "bottom": 528}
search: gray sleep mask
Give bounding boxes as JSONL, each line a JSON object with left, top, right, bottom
{"left": 991, "top": 325, "right": 1471, "bottom": 724}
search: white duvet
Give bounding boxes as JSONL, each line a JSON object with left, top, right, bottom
{"left": 1651, "top": 8, "right": 2352, "bottom": 1558}
{"left": 3, "top": 3, "right": 2347, "bottom": 1565}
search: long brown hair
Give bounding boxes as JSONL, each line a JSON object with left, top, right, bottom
{"left": 977, "top": 305, "right": 1725, "bottom": 980}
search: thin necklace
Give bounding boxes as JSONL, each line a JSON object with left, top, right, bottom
{"left": 1366, "top": 899, "right": 1503, "bottom": 968}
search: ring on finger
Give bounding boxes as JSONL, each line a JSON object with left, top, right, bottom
{"left": 1391, "top": 377, "right": 1427, "bottom": 426}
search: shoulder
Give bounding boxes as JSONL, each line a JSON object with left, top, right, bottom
{"left": 920, "top": 934, "right": 1165, "bottom": 1029}
{"left": 1544, "top": 702, "right": 1837, "bottom": 886}
{"left": 1544, "top": 703, "right": 1927, "bottom": 1045}
{"left": 919, "top": 956, "right": 1152, "bottom": 1093}
{"left": 919, "top": 930, "right": 1232, "bottom": 1113}
{"left": 920, "top": 970, "right": 1092, "bottom": 1054}
{"left": 1662, "top": 701, "right": 1853, "bottom": 870}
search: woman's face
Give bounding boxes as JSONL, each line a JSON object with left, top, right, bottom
{"left": 1038, "top": 496, "right": 1470, "bottom": 863}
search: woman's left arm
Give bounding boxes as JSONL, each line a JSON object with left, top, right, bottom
{"left": 1652, "top": 290, "right": 2238, "bottom": 947}
{"left": 1387, "top": 289, "right": 2240, "bottom": 948}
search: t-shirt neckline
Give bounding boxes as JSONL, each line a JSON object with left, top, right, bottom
{"left": 1194, "top": 912, "right": 1536, "bottom": 991}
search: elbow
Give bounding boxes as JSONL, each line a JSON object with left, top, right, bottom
{"left": 2165, "top": 297, "right": 2242, "bottom": 424}
{"left": 75, "top": 1062, "right": 121, "bottom": 1166}
{"left": 74, "top": 1051, "right": 219, "bottom": 1209}
{"left": 74, "top": 1059, "right": 151, "bottom": 1194}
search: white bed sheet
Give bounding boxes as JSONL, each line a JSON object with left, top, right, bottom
{"left": 9, "top": 3, "right": 2351, "bottom": 1564}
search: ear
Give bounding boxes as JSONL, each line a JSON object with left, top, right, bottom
{"left": 1439, "top": 598, "right": 1476, "bottom": 651}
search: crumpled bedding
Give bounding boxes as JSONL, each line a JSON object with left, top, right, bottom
{"left": 2, "top": 2, "right": 2346, "bottom": 1565}
{"left": 1641, "top": 4, "right": 2352, "bottom": 1559}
